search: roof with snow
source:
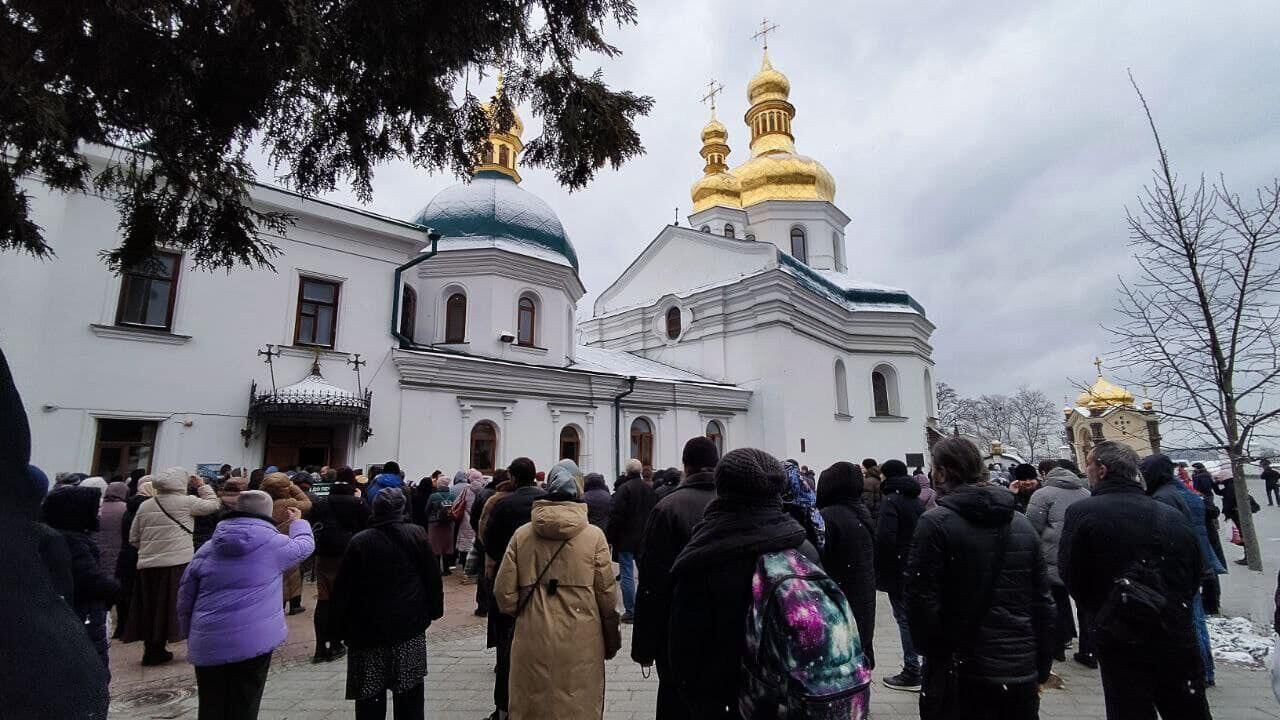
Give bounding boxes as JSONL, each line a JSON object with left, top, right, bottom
{"left": 413, "top": 171, "right": 579, "bottom": 271}
{"left": 571, "top": 345, "right": 729, "bottom": 384}
{"left": 778, "top": 254, "right": 927, "bottom": 316}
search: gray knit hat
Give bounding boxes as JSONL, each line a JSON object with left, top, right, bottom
{"left": 715, "top": 448, "right": 786, "bottom": 500}
{"left": 237, "top": 490, "right": 273, "bottom": 519}
{"left": 373, "top": 486, "right": 407, "bottom": 521}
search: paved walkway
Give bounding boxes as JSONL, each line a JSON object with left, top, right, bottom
{"left": 109, "top": 509, "right": 1280, "bottom": 719}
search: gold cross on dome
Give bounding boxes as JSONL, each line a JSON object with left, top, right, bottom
{"left": 1094, "top": 357, "right": 1104, "bottom": 376}
{"left": 700, "top": 79, "right": 724, "bottom": 113}
{"left": 752, "top": 18, "right": 780, "bottom": 50}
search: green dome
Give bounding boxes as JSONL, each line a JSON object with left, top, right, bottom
{"left": 413, "top": 171, "right": 579, "bottom": 271}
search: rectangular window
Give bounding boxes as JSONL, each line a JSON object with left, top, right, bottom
{"left": 92, "top": 419, "right": 157, "bottom": 478}
{"left": 116, "top": 252, "right": 181, "bottom": 329}
{"left": 295, "top": 277, "right": 341, "bottom": 348}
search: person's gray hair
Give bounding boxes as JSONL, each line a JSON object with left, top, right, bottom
{"left": 624, "top": 458, "right": 643, "bottom": 475}
{"left": 1091, "top": 441, "right": 1141, "bottom": 484}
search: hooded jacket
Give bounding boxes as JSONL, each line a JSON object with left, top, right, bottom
{"left": 96, "top": 481, "right": 129, "bottom": 579}
{"left": 177, "top": 514, "right": 314, "bottom": 666}
{"left": 261, "top": 473, "right": 313, "bottom": 600}
{"left": 582, "top": 473, "right": 613, "bottom": 533}
{"left": 1024, "top": 466, "right": 1091, "bottom": 586}
{"left": 310, "top": 483, "right": 369, "bottom": 558}
{"left": 668, "top": 496, "right": 815, "bottom": 719}
{"left": 42, "top": 486, "right": 120, "bottom": 660}
{"left": 632, "top": 471, "right": 716, "bottom": 667}
{"left": 1060, "top": 480, "right": 1202, "bottom": 654}
{"left": 129, "top": 468, "right": 223, "bottom": 569}
{"left": 816, "top": 462, "right": 877, "bottom": 668}
{"left": 906, "top": 484, "right": 1054, "bottom": 685}
{"left": 495, "top": 500, "right": 620, "bottom": 720}
{"left": 874, "top": 472, "right": 923, "bottom": 594}
{"left": 1145, "top": 458, "right": 1227, "bottom": 578}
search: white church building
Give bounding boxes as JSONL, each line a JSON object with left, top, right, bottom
{"left": 1, "top": 51, "right": 938, "bottom": 481}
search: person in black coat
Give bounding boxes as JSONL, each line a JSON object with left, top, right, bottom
{"left": 608, "top": 458, "right": 658, "bottom": 622}
{"left": 480, "top": 457, "right": 546, "bottom": 720}
{"left": 331, "top": 487, "right": 443, "bottom": 719}
{"left": 816, "top": 461, "right": 877, "bottom": 669}
{"left": 0, "top": 347, "right": 110, "bottom": 719}
{"left": 633, "top": 438, "right": 719, "bottom": 720}
{"left": 310, "top": 472, "right": 369, "bottom": 662}
{"left": 668, "top": 448, "right": 816, "bottom": 720}
{"left": 42, "top": 485, "right": 122, "bottom": 673}
{"left": 1060, "top": 441, "right": 1207, "bottom": 720}
{"left": 875, "top": 458, "right": 924, "bottom": 689}
{"left": 905, "top": 437, "right": 1054, "bottom": 720}
{"left": 582, "top": 472, "right": 613, "bottom": 533}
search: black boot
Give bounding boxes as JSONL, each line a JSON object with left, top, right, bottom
{"left": 141, "top": 641, "right": 173, "bottom": 666}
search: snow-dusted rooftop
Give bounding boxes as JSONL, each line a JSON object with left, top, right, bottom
{"left": 571, "top": 345, "right": 728, "bottom": 385}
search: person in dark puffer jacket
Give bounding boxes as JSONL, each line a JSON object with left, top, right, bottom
{"left": 906, "top": 437, "right": 1054, "bottom": 720}
{"left": 309, "top": 468, "right": 369, "bottom": 663}
{"left": 876, "top": 458, "right": 924, "bottom": 690}
{"left": 43, "top": 485, "right": 121, "bottom": 674}
{"left": 816, "top": 461, "right": 877, "bottom": 669}
{"left": 1060, "top": 441, "right": 1206, "bottom": 720}
{"left": 633, "top": 438, "right": 720, "bottom": 720}
{"left": 582, "top": 472, "right": 613, "bottom": 533}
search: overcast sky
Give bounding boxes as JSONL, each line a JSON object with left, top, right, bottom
{"left": 258, "top": 0, "right": 1280, "bottom": 406}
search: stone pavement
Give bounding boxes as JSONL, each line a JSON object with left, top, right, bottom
{"left": 109, "top": 508, "right": 1280, "bottom": 719}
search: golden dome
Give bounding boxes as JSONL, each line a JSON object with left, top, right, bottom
{"left": 1076, "top": 374, "right": 1136, "bottom": 410}
{"left": 475, "top": 92, "right": 524, "bottom": 182}
{"left": 701, "top": 117, "right": 728, "bottom": 143}
{"left": 691, "top": 110, "right": 741, "bottom": 212}
{"left": 734, "top": 51, "right": 836, "bottom": 208}
{"left": 747, "top": 52, "right": 791, "bottom": 105}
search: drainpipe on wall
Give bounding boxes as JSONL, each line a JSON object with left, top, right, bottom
{"left": 391, "top": 231, "right": 440, "bottom": 349}
{"left": 612, "top": 376, "right": 637, "bottom": 480}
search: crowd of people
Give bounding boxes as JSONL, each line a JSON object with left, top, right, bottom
{"left": 5, "top": 324, "right": 1266, "bottom": 720}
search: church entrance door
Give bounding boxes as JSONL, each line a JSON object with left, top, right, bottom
{"left": 630, "top": 418, "right": 654, "bottom": 469}
{"left": 264, "top": 425, "right": 344, "bottom": 470}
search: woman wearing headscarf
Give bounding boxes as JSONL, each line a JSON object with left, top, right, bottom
{"left": 178, "top": 490, "right": 314, "bottom": 719}
{"left": 424, "top": 474, "right": 458, "bottom": 575}
{"left": 260, "top": 472, "right": 313, "bottom": 615}
{"left": 123, "top": 467, "right": 222, "bottom": 665}
{"left": 333, "top": 488, "right": 443, "bottom": 720}
{"left": 816, "top": 461, "right": 877, "bottom": 669}
{"left": 113, "top": 475, "right": 152, "bottom": 638}
{"left": 782, "top": 459, "right": 826, "bottom": 551}
{"left": 42, "top": 485, "right": 120, "bottom": 672}
{"left": 453, "top": 471, "right": 479, "bottom": 573}
{"left": 495, "top": 460, "right": 621, "bottom": 720}
{"left": 97, "top": 481, "right": 129, "bottom": 581}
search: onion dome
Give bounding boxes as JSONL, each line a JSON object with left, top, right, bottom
{"left": 1076, "top": 365, "right": 1137, "bottom": 411}
{"left": 413, "top": 84, "right": 578, "bottom": 271}
{"left": 735, "top": 51, "right": 836, "bottom": 207}
{"left": 691, "top": 110, "right": 742, "bottom": 212}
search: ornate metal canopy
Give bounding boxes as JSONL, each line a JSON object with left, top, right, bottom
{"left": 243, "top": 359, "right": 372, "bottom": 446}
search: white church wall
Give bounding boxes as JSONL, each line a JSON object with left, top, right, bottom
{"left": 744, "top": 200, "right": 850, "bottom": 272}
{"left": 2, "top": 177, "right": 419, "bottom": 475}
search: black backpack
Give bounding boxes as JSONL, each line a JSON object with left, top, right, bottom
{"left": 1093, "top": 509, "right": 1173, "bottom": 649}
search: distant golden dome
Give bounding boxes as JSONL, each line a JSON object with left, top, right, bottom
{"left": 1076, "top": 374, "right": 1136, "bottom": 410}
{"left": 747, "top": 52, "right": 791, "bottom": 105}
{"left": 475, "top": 93, "right": 524, "bottom": 182}
{"left": 701, "top": 117, "right": 728, "bottom": 143}
{"left": 691, "top": 110, "right": 741, "bottom": 212}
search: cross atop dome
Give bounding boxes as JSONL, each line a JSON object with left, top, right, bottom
{"left": 752, "top": 18, "right": 780, "bottom": 51}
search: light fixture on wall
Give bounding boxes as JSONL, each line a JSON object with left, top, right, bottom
{"left": 498, "top": 331, "right": 516, "bottom": 343}
{"left": 41, "top": 403, "right": 59, "bottom": 413}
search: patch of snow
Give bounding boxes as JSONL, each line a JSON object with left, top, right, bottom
{"left": 811, "top": 268, "right": 910, "bottom": 294}
{"left": 435, "top": 235, "right": 573, "bottom": 268}
{"left": 571, "top": 345, "right": 727, "bottom": 385}
{"left": 1208, "top": 615, "right": 1272, "bottom": 668}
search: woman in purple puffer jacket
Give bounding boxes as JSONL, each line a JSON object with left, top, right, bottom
{"left": 178, "top": 490, "right": 314, "bottom": 719}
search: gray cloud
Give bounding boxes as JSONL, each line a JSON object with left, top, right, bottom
{"left": 254, "top": 0, "right": 1280, "bottom": 407}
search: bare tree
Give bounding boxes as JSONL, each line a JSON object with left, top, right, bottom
{"left": 1106, "top": 75, "right": 1280, "bottom": 571}
{"left": 935, "top": 381, "right": 964, "bottom": 433}
{"left": 1009, "top": 386, "right": 1058, "bottom": 462}
{"left": 969, "top": 394, "right": 1017, "bottom": 450}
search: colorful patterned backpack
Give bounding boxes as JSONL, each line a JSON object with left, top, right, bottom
{"left": 740, "top": 548, "right": 871, "bottom": 719}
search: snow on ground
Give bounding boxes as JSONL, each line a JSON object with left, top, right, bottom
{"left": 1208, "top": 615, "right": 1273, "bottom": 667}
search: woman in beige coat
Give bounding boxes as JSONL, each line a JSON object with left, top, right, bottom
{"left": 123, "top": 466, "right": 222, "bottom": 665}
{"left": 495, "top": 460, "right": 621, "bottom": 720}
{"left": 261, "top": 472, "right": 313, "bottom": 612}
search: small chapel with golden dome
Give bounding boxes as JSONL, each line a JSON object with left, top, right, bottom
{"left": 1063, "top": 360, "right": 1162, "bottom": 469}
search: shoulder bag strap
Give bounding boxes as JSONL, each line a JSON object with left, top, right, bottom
{"left": 153, "top": 496, "right": 194, "bottom": 536}
{"left": 514, "top": 538, "right": 571, "bottom": 617}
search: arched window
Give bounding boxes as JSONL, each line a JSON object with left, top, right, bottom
{"left": 470, "top": 421, "right": 497, "bottom": 473}
{"left": 699, "top": 225, "right": 710, "bottom": 233}
{"left": 723, "top": 223, "right": 735, "bottom": 238}
{"left": 559, "top": 426, "right": 581, "bottom": 465}
{"left": 832, "top": 230, "right": 846, "bottom": 270}
{"left": 834, "top": 359, "right": 850, "bottom": 416}
{"left": 790, "top": 227, "right": 808, "bottom": 263}
{"left": 499, "top": 145, "right": 510, "bottom": 168}
{"left": 399, "top": 285, "right": 417, "bottom": 342}
{"left": 444, "top": 292, "right": 467, "bottom": 343}
{"left": 488, "top": 142, "right": 497, "bottom": 163}
{"left": 872, "top": 363, "right": 901, "bottom": 417}
{"left": 665, "top": 307, "right": 681, "bottom": 340}
{"left": 630, "top": 417, "right": 654, "bottom": 468}
{"left": 517, "top": 296, "right": 536, "bottom": 347}
{"left": 746, "top": 233, "right": 756, "bottom": 242}
{"left": 705, "top": 420, "right": 724, "bottom": 456}
{"left": 924, "top": 369, "right": 935, "bottom": 418}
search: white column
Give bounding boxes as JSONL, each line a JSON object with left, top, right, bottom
{"left": 500, "top": 408, "right": 513, "bottom": 467}
{"left": 459, "top": 403, "right": 473, "bottom": 470}
{"left": 550, "top": 408, "right": 562, "bottom": 468}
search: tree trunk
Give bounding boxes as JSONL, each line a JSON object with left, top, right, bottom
{"left": 1229, "top": 455, "right": 1263, "bottom": 571}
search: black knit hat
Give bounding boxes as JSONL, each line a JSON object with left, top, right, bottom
{"left": 715, "top": 448, "right": 786, "bottom": 500}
